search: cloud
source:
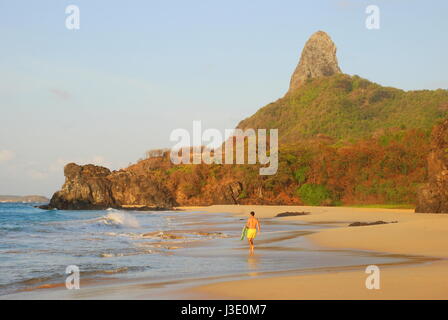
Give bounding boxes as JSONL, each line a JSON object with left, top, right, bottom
{"left": 50, "top": 88, "right": 71, "bottom": 100}
{"left": 0, "top": 150, "right": 15, "bottom": 163}
{"left": 28, "top": 169, "right": 47, "bottom": 180}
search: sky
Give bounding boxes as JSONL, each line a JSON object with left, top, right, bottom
{"left": 0, "top": 0, "right": 447, "bottom": 197}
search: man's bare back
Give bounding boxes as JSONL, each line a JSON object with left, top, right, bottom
{"left": 246, "top": 216, "right": 260, "bottom": 229}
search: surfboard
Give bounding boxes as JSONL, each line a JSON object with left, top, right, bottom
{"left": 240, "top": 226, "right": 248, "bottom": 240}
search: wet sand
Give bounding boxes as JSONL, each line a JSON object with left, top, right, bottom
{"left": 193, "top": 260, "right": 448, "bottom": 300}
{"left": 184, "top": 205, "right": 448, "bottom": 300}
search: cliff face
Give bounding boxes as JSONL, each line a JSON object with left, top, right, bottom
{"left": 415, "top": 119, "right": 448, "bottom": 213}
{"left": 48, "top": 163, "right": 177, "bottom": 210}
{"left": 46, "top": 161, "right": 245, "bottom": 210}
{"left": 288, "top": 31, "right": 341, "bottom": 93}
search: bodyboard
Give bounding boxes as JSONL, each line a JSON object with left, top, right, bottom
{"left": 240, "top": 226, "right": 248, "bottom": 240}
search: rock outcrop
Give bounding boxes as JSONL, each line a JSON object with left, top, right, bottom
{"left": 221, "top": 181, "right": 243, "bottom": 204}
{"left": 288, "top": 31, "right": 341, "bottom": 93}
{"left": 44, "top": 161, "right": 246, "bottom": 210}
{"left": 46, "top": 163, "right": 177, "bottom": 210}
{"left": 48, "top": 163, "right": 115, "bottom": 210}
{"left": 415, "top": 119, "right": 448, "bottom": 213}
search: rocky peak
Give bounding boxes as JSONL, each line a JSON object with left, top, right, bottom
{"left": 288, "top": 31, "right": 342, "bottom": 93}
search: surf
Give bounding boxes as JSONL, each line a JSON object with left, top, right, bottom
{"left": 99, "top": 211, "right": 140, "bottom": 228}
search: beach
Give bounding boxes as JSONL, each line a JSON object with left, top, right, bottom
{"left": 185, "top": 205, "right": 448, "bottom": 300}
{"left": 1, "top": 204, "right": 447, "bottom": 300}
{"left": 5, "top": 203, "right": 387, "bottom": 299}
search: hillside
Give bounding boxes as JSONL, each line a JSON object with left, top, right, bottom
{"left": 238, "top": 73, "right": 448, "bottom": 144}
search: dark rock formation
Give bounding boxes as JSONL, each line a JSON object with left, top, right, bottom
{"left": 44, "top": 163, "right": 177, "bottom": 210}
{"left": 416, "top": 119, "right": 448, "bottom": 213}
{"left": 275, "top": 211, "right": 310, "bottom": 217}
{"left": 223, "top": 181, "right": 243, "bottom": 204}
{"left": 288, "top": 31, "right": 341, "bottom": 93}
{"left": 47, "top": 163, "right": 115, "bottom": 210}
{"left": 109, "top": 170, "right": 176, "bottom": 209}
{"left": 349, "top": 221, "right": 397, "bottom": 227}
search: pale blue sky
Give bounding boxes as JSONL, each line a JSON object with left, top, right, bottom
{"left": 0, "top": 0, "right": 447, "bottom": 196}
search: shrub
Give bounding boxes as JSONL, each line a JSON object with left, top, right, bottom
{"left": 297, "top": 183, "right": 332, "bottom": 206}
{"left": 238, "top": 190, "right": 248, "bottom": 199}
{"left": 294, "top": 167, "right": 309, "bottom": 184}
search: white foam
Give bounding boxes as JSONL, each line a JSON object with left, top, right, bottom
{"left": 101, "top": 211, "right": 140, "bottom": 228}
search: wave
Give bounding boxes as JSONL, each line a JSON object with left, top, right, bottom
{"left": 99, "top": 249, "right": 155, "bottom": 257}
{"left": 0, "top": 226, "right": 24, "bottom": 232}
{"left": 4, "top": 266, "right": 141, "bottom": 293}
{"left": 43, "top": 209, "right": 142, "bottom": 229}
{"left": 96, "top": 211, "right": 140, "bottom": 228}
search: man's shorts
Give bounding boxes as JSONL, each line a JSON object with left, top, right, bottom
{"left": 247, "top": 228, "right": 257, "bottom": 239}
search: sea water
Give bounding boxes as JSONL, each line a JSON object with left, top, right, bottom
{"left": 0, "top": 203, "right": 408, "bottom": 296}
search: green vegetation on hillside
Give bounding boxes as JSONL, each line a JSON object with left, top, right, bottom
{"left": 238, "top": 74, "right": 448, "bottom": 144}
{"left": 296, "top": 183, "right": 333, "bottom": 206}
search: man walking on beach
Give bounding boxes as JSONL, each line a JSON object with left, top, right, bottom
{"left": 246, "top": 211, "right": 261, "bottom": 254}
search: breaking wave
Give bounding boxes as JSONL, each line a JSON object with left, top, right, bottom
{"left": 97, "top": 211, "right": 140, "bottom": 228}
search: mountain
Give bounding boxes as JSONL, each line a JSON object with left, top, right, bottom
{"left": 0, "top": 195, "right": 49, "bottom": 203}
{"left": 44, "top": 31, "right": 448, "bottom": 210}
{"left": 238, "top": 31, "right": 448, "bottom": 144}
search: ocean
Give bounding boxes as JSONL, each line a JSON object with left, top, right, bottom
{"left": 0, "top": 203, "right": 408, "bottom": 297}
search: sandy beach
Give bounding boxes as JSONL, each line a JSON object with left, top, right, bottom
{"left": 184, "top": 205, "right": 448, "bottom": 300}
{"left": 2, "top": 204, "right": 447, "bottom": 300}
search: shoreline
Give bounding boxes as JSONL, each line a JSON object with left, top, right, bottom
{"left": 179, "top": 205, "right": 448, "bottom": 299}
{"left": 2, "top": 204, "right": 447, "bottom": 300}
